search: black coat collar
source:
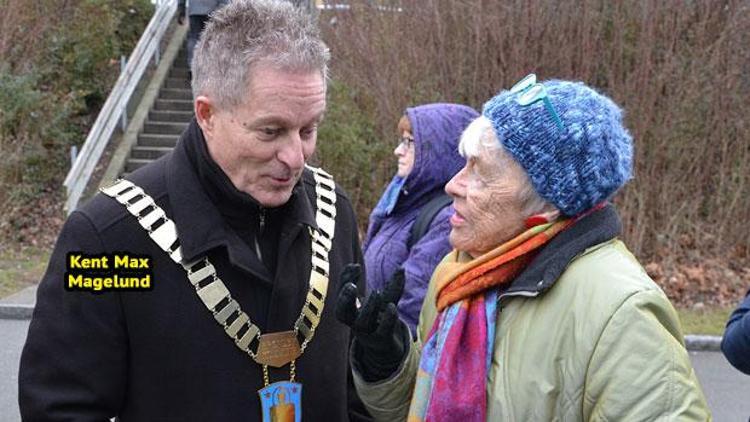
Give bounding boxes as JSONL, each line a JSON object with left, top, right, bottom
{"left": 501, "top": 204, "right": 623, "bottom": 299}
{"left": 165, "top": 119, "right": 317, "bottom": 281}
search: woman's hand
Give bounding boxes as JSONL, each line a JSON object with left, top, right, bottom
{"left": 336, "top": 264, "right": 409, "bottom": 382}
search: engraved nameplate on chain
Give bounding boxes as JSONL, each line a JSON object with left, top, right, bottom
{"left": 255, "top": 331, "right": 301, "bottom": 368}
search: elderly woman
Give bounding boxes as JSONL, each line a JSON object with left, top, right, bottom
{"left": 336, "top": 75, "right": 710, "bottom": 420}
{"left": 364, "top": 104, "right": 479, "bottom": 335}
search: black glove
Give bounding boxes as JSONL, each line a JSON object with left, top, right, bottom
{"left": 336, "top": 264, "right": 409, "bottom": 382}
{"left": 177, "top": 5, "right": 186, "bottom": 25}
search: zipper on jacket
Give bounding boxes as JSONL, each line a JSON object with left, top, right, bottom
{"left": 497, "top": 289, "right": 541, "bottom": 302}
{"left": 254, "top": 208, "right": 266, "bottom": 262}
{"left": 259, "top": 208, "right": 266, "bottom": 236}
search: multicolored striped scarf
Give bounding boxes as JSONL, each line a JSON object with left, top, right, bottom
{"left": 407, "top": 219, "right": 574, "bottom": 422}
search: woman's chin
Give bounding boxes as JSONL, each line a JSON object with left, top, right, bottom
{"left": 449, "top": 230, "right": 471, "bottom": 252}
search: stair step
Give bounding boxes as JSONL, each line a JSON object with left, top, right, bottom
{"left": 138, "top": 133, "right": 180, "bottom": 147}
{"left": 125, "top": 159, "right": 152, "bottom": 173}
{"left": 164, "top": 77, "right": 192, "bottom": 90}
{"left": 119, "top": 50, "right": 196, "bottom": 176}
{"left": 154, "top": 99, "right": 193, "bottom": 111}
{"left": 169, "top": 67, "right": 190, "bottom": 79}
{"left": 130, "top": 146, "right": 174, "bottom": 160}
{"left": 160, "top": 88, "right": 192, "bottom": 100}
{"left": 143, "top": 121, "right": 188, "bottom": 135}
{"left": 149, "top": 109, "right": 193, "bottom": 123}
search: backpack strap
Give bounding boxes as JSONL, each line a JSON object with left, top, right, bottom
{"left": 407, "top": 193, "right": 453, "bottom": 249}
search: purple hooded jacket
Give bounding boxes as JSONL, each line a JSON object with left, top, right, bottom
{"left": 362, "top": 103, "right": 479, "bottom": 335}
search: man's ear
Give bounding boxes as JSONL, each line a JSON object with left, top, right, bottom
{"left": 194, "top": 95, "right": 215, "bottom": 135}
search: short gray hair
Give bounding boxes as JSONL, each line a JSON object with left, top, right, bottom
{"left": 458, "top": 116, "right": 553, "bottom": 216}
{"left": 192, "top": 0, "right": 330, "bottom": 109}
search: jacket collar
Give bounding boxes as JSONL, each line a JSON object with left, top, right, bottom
{"left": 500, "top": 204, "right": 622, "bottom": 299}
{"left": 165, "top": 120, "right": 317, "bottom": 276}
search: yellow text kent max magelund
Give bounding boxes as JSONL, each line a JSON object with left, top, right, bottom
{"left": 66, "top": 253, "right": 152, "bottom": 292}
{"left": 68, "top": 253, "right": 150, "bottom": 269}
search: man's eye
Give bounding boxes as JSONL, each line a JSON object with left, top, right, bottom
{"left": 301, "top": 126, "right": 317, "bottom": 139}
{"left": 260, "top": 127, "right": 280, "bottom": 137}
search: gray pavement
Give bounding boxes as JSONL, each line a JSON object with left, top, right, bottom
{"left": 690, "top": 350, "right": 750, "bottom": 421}
{"left": 0, "top": 286, "right": 36, "bottom": 306}
{"left": 1, "top": 319, "right": 27, "bottom": 422}
{"left": 1, "top": 317, "right": 749, "bottom": 421}
{"left": 0, "top": 286, "right": 36, "bottom": 320}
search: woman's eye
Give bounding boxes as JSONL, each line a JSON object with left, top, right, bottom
{"left": 467, "top": 159, "right": 479, "bottom": 175}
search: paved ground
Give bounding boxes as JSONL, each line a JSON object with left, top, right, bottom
{"left": 690, "top": 350, "right": 750, "bottom": 421}
{"left": 1, "top": 318, "right": 748, "bottom": 421}
{"left": 0, "top": 319, "right": 27, "bottom": 422}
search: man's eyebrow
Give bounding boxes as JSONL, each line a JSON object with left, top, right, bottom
{"left": 305, "top": 113, "right": 325, "bottom": 127}
{"left": 244, "top": 116, "right": 289, "bottom": 128}
{"left": 243, "top": 113, "right": 325, "bottom": 129}
{"left": 298, "top": 114, "right": 325, "bottom": 128}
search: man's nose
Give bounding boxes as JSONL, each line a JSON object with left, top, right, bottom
{"left": 277, "top": 134, "right": 305, "bottom": 171}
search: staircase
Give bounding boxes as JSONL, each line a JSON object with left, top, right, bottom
{"left": 124, "top": 51, "right": 193, "bottom": 174}
{"left": 99, "top": 24, "right": 191, "bottom": 185}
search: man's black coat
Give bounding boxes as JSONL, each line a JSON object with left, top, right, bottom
{"left": 19, "top": 121, "right": 369, "bottom": 421}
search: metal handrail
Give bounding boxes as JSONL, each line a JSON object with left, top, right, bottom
{"left": 63, "top": 0, "right": 177, "bottom": 214}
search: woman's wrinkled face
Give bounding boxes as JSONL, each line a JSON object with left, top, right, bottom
{"left": 445, "top": 124, "right": 530, "bottom": 257}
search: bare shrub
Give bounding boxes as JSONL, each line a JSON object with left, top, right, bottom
{"left": 318, "top": 0, "right": 750, "bottom": 261}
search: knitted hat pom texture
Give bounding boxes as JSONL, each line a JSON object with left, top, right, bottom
{"left": 482, "top": 79, "right": 634, "bottom": 216}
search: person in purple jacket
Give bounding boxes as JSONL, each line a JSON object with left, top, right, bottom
{"left": 722, "top": 289, "right": 750, "bottom": 374}
{"left": 362, "top": 103, "right": 479, "bottom": 335}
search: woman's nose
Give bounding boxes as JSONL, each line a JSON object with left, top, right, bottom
{"left": 445, "top": 166, "right": 468, "bottom": 198}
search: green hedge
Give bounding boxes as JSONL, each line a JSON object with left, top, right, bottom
{"left": 0, "top": 0, "right": 153, "bottom": 209}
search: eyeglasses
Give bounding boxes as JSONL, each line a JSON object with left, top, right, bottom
{"left": 397, "top": 136, "right": 415, "bottom": 149}
{"left": 510, "top": 73, "right": 564, "bottom": 131}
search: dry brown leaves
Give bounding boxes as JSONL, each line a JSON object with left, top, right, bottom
{"left": 0, "top": 184, "right": 65, "bottom": 252}
{"left": 646, "top": 257, "right": 750, "bottom": 308}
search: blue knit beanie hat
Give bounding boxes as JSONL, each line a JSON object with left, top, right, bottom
{"left": 482, "top": 76, "right": 633, "bottom": 216}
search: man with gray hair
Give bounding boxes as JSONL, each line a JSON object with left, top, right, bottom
{"left": 19, "top": 1, "right": 370, "bottom": 420}
{"left": 177, "top": 0, "right": 229, "bottom": 73}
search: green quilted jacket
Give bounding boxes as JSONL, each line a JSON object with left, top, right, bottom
{"left": 353, "top": 207, "right": 711, "bottom": 421}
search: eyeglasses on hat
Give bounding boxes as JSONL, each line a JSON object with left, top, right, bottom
{"left": 510, "top": 73, "right": 564, "bottom": 131}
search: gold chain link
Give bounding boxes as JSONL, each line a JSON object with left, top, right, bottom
{"left": 104, "top": 172, "right": 335, "bottom": 392}
{"left": 263, "top": 362, "right": 297, "bottom": 387}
